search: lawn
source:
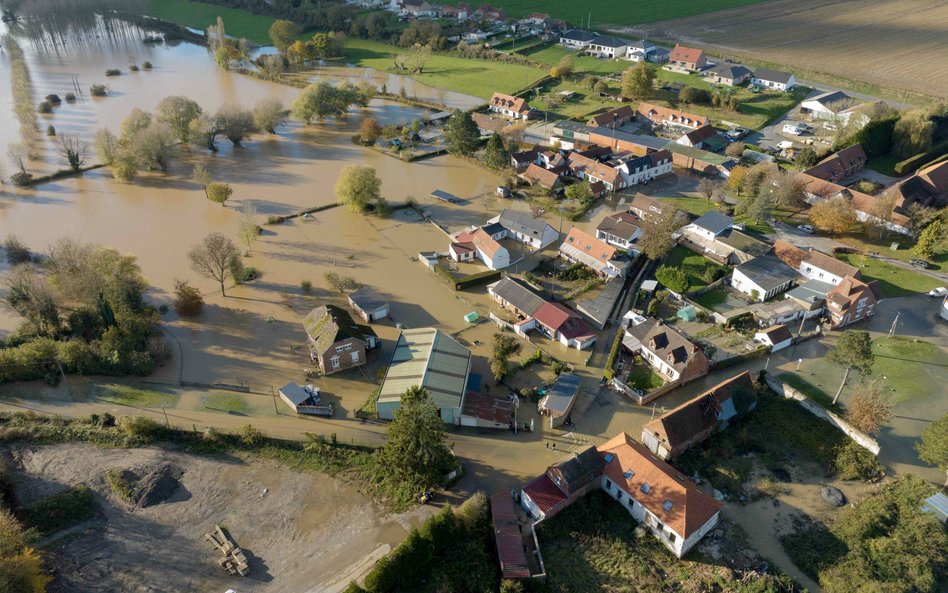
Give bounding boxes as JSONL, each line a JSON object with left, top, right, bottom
{"left": 521, "top": 44, "right": 630, "bottom": 75}
{"left": 651, "top": 82, "right": 810, "bottom": 130}
{"left": 871, "top": 337, "right": 948, "bottom": 404}
{"left": 866, "top": 154, "right": 901, "bottom": 176}
{"left": 836, "top": 252, "right": 942, "bottom": 297}
{"left": 777, "top": 372, "right": 836, "bottom": 409}
{"left": 838, "top": 234, "right": 947, "bottom": 274}
{"left": 343, "top": 38, "right": 545, "bottom": 99}
{"left": 96, "top": 384, "right": 177, "bottom": 408}
{"left": 142, "top": 0, "right": 275, "bottom": 45}
{"left": 626, "top": 362, "right": 666, "bottom": 391}
{"left": 439, "top": 0, "right": 770, "bottom": 27}
{"left": 528, "top": 78, "right": 623, "bottom": 119}
{"left": 664, "top": 245, "right": 727, "bottom": 289}
{"left": 204, "top": 391, "right": 250, "bottom": 413}
{"left": 693, "top": 287, "right": 729, "bottom": 310}
{"left": 657, "top": 196, "right": 718, "bottom": 217}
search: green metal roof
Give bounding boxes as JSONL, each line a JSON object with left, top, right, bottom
{"left": 378, "top": 328, "right": 471, "bottom": 411}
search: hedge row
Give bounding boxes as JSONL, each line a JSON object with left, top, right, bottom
{"left": 602, "top": 328, "right": 625, "bottom": 381}
{"left": 894, "top": 139, "right": 948, "bottom": 175}
{"left": 454, "top": 269, "right": 501, "bottom": 290}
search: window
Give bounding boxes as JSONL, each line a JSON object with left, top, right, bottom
{"left": 623, "top": 470, "right": 635, "bottom": 479}
{"left": 343, "top": 343, "right": 352, "bottom": 351}
{"left": 641, "top": 483, "right": 651, "bottom": 494}
{"left": 351, "top": 352, "right": 360, "bottom": 363}
{"left": 617, "top": 491, "right": 624, "bottom": 502}
{"left": 662, "top": 500, "right": 673, "bottom": 512}
{"left": 667, "top": 531, "right": 677, "bottom": 543}
{"left": 604, "top": 478, "right": 613, "bottom": 490}
{"left": 604, "top": 453, "right": 615, "bottom": 463}
{"left": 330, "top": 356, "right": 340, "bottom": 369}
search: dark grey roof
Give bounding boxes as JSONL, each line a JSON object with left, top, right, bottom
{"left": 560, "top": 29, "right": 597, "bottom": 42}
{"left": 482, "top": 221, "right": 506, "bottom": 235}
{"left": 692, "top": 210, "right": 733, "bottom": 235}
{"left": 542, "top": 373, "right": 581, "bottom": 414}
{"left": 549, "top": 445, "right": 606, "bottom": 492}
{"left": 303, "top": 305, "right": 367, "bottom": 356}
{"left": 348, "top": 286, "right": 388, "bottom": 313}
{"left": 627, "top": 39, "right": 652, "bottom": 50}
{"left": 596, "top": 213, "right": 641, "bottom": 239}
{"left": 552, "top": 120, "right": 590, "bottom": 134}
{"left": 708, "top": 63, "right": 751, "bottom": 79}
{"left": 785, "top": 279, "right": 835, "bottom": 305}
{"left": 808, "top": 90, "right": 851, "bottom": 107}
{"left": 490, "top": 276, "right": 545, "bottom": 316}
{"left": 590, "top": 35, "right": 628, "bottom": 48}
{"left": 734, "top": 255, "right": 799, "bottom": 291}
{"left": 752, "top": 67, "right": 793, "bottom": 85}
{"left": 499, "top": 208, "right": 554, "bottom": 236}
{"left": 628, "top": 319, "right": 701, "bottom": 374}
{"left": 717, "top": 229, "right": 769, "bottom": 257}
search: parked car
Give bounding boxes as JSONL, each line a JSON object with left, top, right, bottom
{"left": 797, "top": 224, "right": 814, "bottom": 233}
{"left": 910, "top": 259, "right": 930, "bottom": 269}
{"left": 929, "top": 287, "right": 948, "bottom": 297}
{"left": 783, "top": 123, "right": 804, "bottom": 135}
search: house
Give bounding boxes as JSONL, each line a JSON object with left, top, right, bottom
{"left": 665, "top": 144, "right": 737, "bottom": 177}
{"left": 731, "top": 255, "right": 799, "bottom": 301}
{"left": 629, "top": 193, "right": 675, "bottom": 222}
{"left": 676, "top": 125, "right": 719, "bottom": 150}
{"left": 623, "top": 318, "right": 710, "bottom": 387}
{"left": 401, "top": 0, "right": 441, "bottom": 17}
{"left": 800, "top": 90, "right": 861, "bottom": 121}
{"left": 488, "top": 276, "right": 545, "bottom": 318}
{"left": 805, "top": 144, "right": 868, "bottom": 183}
{"left": 636, "top": 102, "right": 709, "bottom": 132}
{"left": 585, "top": 127, "right": 671, "bottom": 154}
{"left": 510, "top": 150, "right": 539, "bottom": 171}
{"left": 559, "top": 29, "right": 597, "bottom": 49}
{"left": 376, "top": 328, "right": 472, "bottom": 423}
{"left": 668, "top": 44, "right": 707, "bottom": 71}
{"left": 531, "top": 302, "right": 598, "bottom": 349}
{"left": 641, "top": 372, "right": 756, "bottom": 461}
{"left": 473, "top": 4, "right": 505, "bottom": 22}
{"left": 559, "top": 227, "right": 629, "bottom": 278}
{"left": 490, "top": 493, "right": 531, "bottom": 579}
{"left": 892, "top": 160, "right": 948, "bottom": 214}
{"left": 472, "top": 112, "right": 512, "bottom": 136}
{"left": 625, "top": 39, "right": 659, "bottom": 62}
{"left": 347, "top": 286, "right": 389, "bottom": 322}
{"left": 800, "top": 249, "right": 860, "bottom": 286}
{"left": 588, "top": 105, "right": 635, "bottom": 128}
{"left": 825, "top": 275, "right": 883, "bottom": 328}
{"left": 492, "top": 208, "right": 560, "bottom": 249}
{"left": 489, "top": 92, "right": 533, "bottom": 120}
{"left": 596, "top": 212, "right": 642, "bottom": 250}
{"left": 520, "top": 162, "right": 562, "bottom": 190}
{"left": 704, "top": 63, "right": 751, "bottom": 86}
{"left": 453, "top": 227, "right": 512, "bottom": 270}
{"left": 586, "top": 35, "right": 628, "bottom": 59}
{"left": 682, "top": 210, "right": 733, "bottom": 241}
{"left": 441, "top": 2, "right": 470, "bottom": 19}
{"left": 750, "top": 67, "right": 796, "bottom": 91}
{"left": 754, "top": 324, "right": 793, "bottom": 351}
{"left": 521, "top": 445, "right": 607, "bottom": 520}
{"left": 303, "top": 305, "right": 377, "bottom": 375}
{"left": 536, "top": 149, "right": 567, "bottom": 170}
{"left": 799, "top": 174, "right": 911, "bottom": 234}
{"left": 598, "top": 433, "right": 724, "bottom": 557}
{"left": 538, "top": 372, "right": 582, "bottom": 428}
{"left": 575, "top": 150, "right": 672, "bottom": 191}
{"left": 784, "top": 278, "right": 835, "bottom": 317}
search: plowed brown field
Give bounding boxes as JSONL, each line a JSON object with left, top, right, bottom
{"left": 624, "top": 0, "right": 948, "bottom": 99}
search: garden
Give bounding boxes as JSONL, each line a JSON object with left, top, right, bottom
{"left": 624, "top": 355, "right": 667, "bottom": 391}
{"left": 662, "top": 245, "right": 730, "bottom": 292}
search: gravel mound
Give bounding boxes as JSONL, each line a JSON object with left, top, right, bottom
{"left": 131, "top": 464, "right": 183, "bottom": 508}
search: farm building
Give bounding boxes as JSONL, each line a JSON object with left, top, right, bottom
{"left": 376, "top": 328, "right": 472, "bottom": 424}
{"left": 347, "top": 286, "right": 389, "bottom": 322}
{"left": 538, "top": 373, "right": 582, "bottom": 428}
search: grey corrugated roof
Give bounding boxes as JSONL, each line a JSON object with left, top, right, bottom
{"left": 348, "top": 286, "right": 388, "bottom": 314}
{"left": 590, "top": 35, "right": 628, "bottom": 48}
{"left": 541, "top": 373, "right": 581, "bottom": 415}
{"left": 377, "top": 328, "right": 471, "bottom": 411}
{"left": 499, "top": 208, "right": 554, "bottom": 236}
{"left": 735, "top": 255, "right": 799, "bottom": 291}
{"left": 490, "top": 276, "right": 545, "bottom": 316}
{"left": 691, "top": 210, "right": 733, "bottom": 235}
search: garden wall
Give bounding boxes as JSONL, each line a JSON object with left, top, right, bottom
{"left": 764, "top": 373, "right": 880, "bottom": 455}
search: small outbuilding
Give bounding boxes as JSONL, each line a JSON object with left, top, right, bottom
{"left": 278, "top": 382, "right": 333, "bottom": 416}
{"left": 347, "top": 286, "right": 390, "bottom": 323}
{"left": 538, "top": 373, "right": 582, "bottom": 428}
{"left": 754, "top": 324, "right": 793, "bottom": 352}
{"left": 922, "top": 492, "right": 948, "bottom": 523}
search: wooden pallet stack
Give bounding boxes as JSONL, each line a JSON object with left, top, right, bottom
{"left": 204, "top": 525, "right": 250, "bottom": 577}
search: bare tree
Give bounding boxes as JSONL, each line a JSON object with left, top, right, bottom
{"left": 216, "top": 105, "right": 257, "bottom": 147}
{"left": 192, "top": 164, "right": 212, "bottom": 199}
{"left": 697, "top": 177, "right": 721, "bottom": 202}
{"left": 237, "top": 201, "right": 260, "bottom": 253}
{"left": 845, "top": 379, "right": 893, "bottom": 435}
{"left": 188, "top": 232, "right": 240, "bottom": 297}
{"left": 57, "top": 134, "right": 88, "bottom": 170}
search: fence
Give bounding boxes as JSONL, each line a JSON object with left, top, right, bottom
{"left": 764, "top": 373, "right": 880, "bottom": 455}
{"left": 610, "top": 377, "right": 678, "bottom": 406}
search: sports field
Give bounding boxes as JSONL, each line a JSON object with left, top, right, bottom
{"left": 439, "top": 0, "right": 768, "bottom": 26}
{"left": 636, "top": 0, "right": 948, "bottom": 100}
{"left": 143, "top": 0, "right": 275, "bottom": 44}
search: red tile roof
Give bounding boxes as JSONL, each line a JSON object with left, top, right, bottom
{"left": 772, "top": 239, "right": 806, "bottom": 270}
{"left": 805, "top": 144, "right": 867, "bottom": 181}
{"left": 522, "top": 474, "right": 567, "bottom": 515}
{"left": 637, "top": 102, "right": 709, "bottom": 129}
{"left": 682, "top": 124, "right": 718, "bottom": 145}
{"left": 532, "top": 302, "right": 595, "bottom": 342}
{"left": 561, "top": 227, "right": 617, "bottom": 264}
{"left": 490, "top": 92, "right": 530, "bottom": 115}
{"left": 522, "top": 163, "right": 561, "bottom": 189}
{"left": 490, "top": 492, "right": 530, "bottom": 579}
{"left": 598, "top": 433, "right": 723, "bottom": 538}
{"left": 588, "top": 105, "right": 635, "bottom": 127}
{"left": 669, "top": 44, "right": 705, "bottom": 64}
{"left": 472, "top": 227, "right": 504, "bottom": 259}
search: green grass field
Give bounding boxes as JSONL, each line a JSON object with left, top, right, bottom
{"left": 664, "top": 245, "right": 727, "bottom": 289}
{"left": 836, "top": 252, "right": 942, "bottom": 297}
{"left": 440, "top": 0, "right": 769, "bottom": 26}
{"left": 143, "top": 0, "right": 275, "bottom": 45}
{"left": 871, "top": 337, "right": 948, "bottom": 404}
{"left": 204, "top": 391, "right": 250, "bottom": 413}
{"left": 658, "top": 196, "right": 718, "bottom": 217}
{"left": 97, "top": 385, "right": 178, "bottom": 408}
{"left": 343, "top": 38, "right": 545, "bottom": 98}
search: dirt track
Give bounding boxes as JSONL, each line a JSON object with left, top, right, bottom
{"left": 6, "top": 443, "right": 431, "bottom": 593}
{"left": 621, "top": 0, "right": 948, "bottom": 99}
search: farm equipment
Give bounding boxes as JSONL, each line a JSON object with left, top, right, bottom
{"left": 205, "top": 525, "right": 250, "bottom": 577}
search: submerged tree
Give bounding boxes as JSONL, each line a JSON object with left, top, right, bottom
{"left": 334, "top": 165, "right": 382, "bottom": 212}
{"left": 188, "top": 233, "right": 241, "bottom": 297}
{"left": 827, "top": 330, "right": 874, "bottom": 405}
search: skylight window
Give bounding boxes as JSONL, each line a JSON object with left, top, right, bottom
{"left": 662, "top": 500, "right": 673, "bottom": 512}
{"left": 623, "top": 470, "right": 635, "bottom": 479}
{"left": 641, "top": 483, "right": 651, "bottom": 494}
{"left": 604, "top": 453, "right": 614, "bottom": 463}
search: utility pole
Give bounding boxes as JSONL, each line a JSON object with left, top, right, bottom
{"left": 796, "top": 357, "right": 803, "bottom": 371}
{"left": 161, "top": 406, "right": 170, "bottom": 427}
{"left": 797, "top": 311, "right": 807, "bottom": 337}
{"left": 888, "top": 311, "right": 900, "bottom": 338}
{"left": 271, "top": 386, "right": 279, "bottom": 415}
{"left": 55, "top": 358, "right": 71, "bottom": 396}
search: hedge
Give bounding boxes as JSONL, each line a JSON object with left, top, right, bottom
{"left": 454, "top": 269, "right": 502, "bottom": 290}
{"left": 602, "top": 328, "right": 624, "bottom": 381}
{"left": 894, "top": 139, "right": 948, "bottom": 175}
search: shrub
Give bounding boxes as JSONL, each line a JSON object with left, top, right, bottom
{"left": 20, "top": 485, "right": 96, "bottom": 535}
{"left": 106, "top": 468, "right": 137, "bottom": 503}
{"left": 173, "top": 280, "right": 204, "bottom": 316}
{"left": 90, "top": 84, "right": 108, "bottom": 97}
{"left": 105, "top": 68, "right": 121, "bottom": 76}
{"left": 702, "top": 266, "right": 726, "bottom": 283}
{"left": 603, "top": 328, "right": 624, "bottom": 380}
{"left": 240, "top": 424, "right": 263, "bottom": 446}
{"left": 45, "top": 94, "right": 62, "bottom": 105}
{"left": 64, "top": 92, "right": 77, "bottom": 102}
{"left": 3, "top": 235, "right": 31, "bottom": 265}
{"left": 46, "top": 125, "right": 56, "bottom": 136}
{"left": 119, "top": 416, "right": 164, "bottom": 442}
{"left": 655, "top": 265, "right": 689, "bottom": 293}
{"left": 679, "top": 86, "right": 711, "bottom": 104}
{"left": 10, "top": 172, "right": 33, "bottom": 186}
{"left": 301, "top": 280, "right": 313, "bottom": 294}
{"left": 129, "top": 64, "right": 140, "bottom": 72}
{"left": 833, "top": 441, "right": 883, "bottom": 481}
{"left": 266, "top": 215, "right": 285, "bottom": 224}
{"left": 142, "top": 61, "right": 153, "bottom": 70}
{"left": 646, "top": 298, "right": 660, "bottom": 316}
{"left": 37, "top": 100, "right": 53, "bottom": 114}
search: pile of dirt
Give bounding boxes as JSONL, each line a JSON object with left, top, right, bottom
{"left": 121, "top": 464, "right": 183, "bottom": 508}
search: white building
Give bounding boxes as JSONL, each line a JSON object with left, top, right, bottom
{"left": 681, "top": 210, "right": 733, "bottom": 242}
{"left": 490, "top": 209, "right": 559, "bottom": 249}
{"left": 449, "top": 227, "right": 511, "bottom": 270}
{"left": 598, "top": 433, "right": 724, "bottom": 558}
{"left": 559, "top": 29, "right": 597, "bottom": 49}
{"left": 731, "top": 255, "right": 799, "bottom": 301}
{"left": 586, "top": 35, "right": 628, "bottom": 59}
{"left": 753, "top": 324, "right": 793, "bottom": 352}
{"left": 750, "top": 67, "right": 796, "bottom": 91}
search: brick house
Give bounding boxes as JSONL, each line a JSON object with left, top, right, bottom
{"left": 825, "top": 276, "right": 883, "bottom": 328}
{"left": 668, "top": 44, "right": 707, "bottom": 71}
{"left": 303, "top": 305, "right": 376, "bottom": 375}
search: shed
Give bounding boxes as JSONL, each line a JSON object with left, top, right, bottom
{"left": 538, "top": 373, "right": 581, "bottom": 428}
{"left": 431, "top": 189, "right": 460, "bottom": 203}
{"left": 676, "top": 305, "right": 697, "bottom": 321}
{"left": 347, "top": 286, "right": 390, "bottom": 323}
{"left": 922, "top": 492, "right": 948, "bottom": 523}
{"left": 641, "top": 279, "right": 658, "bottom": 293}
{"left": 278, "top": 382, "right": 333, "bottom": 416}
